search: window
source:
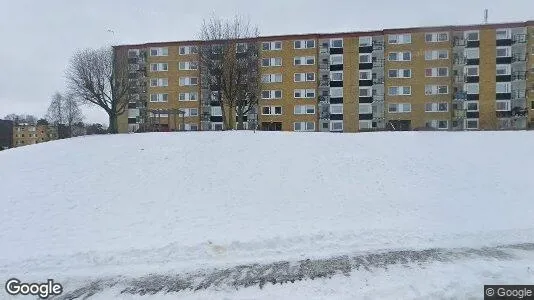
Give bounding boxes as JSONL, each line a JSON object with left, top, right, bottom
{"left": 28, "top": 127, "right": 36, "bottom": 132}
{"left": 465, "top": 66, "right": 479, "bottom": 76}
{"left": 388, "top": 103, "right": 411, "bottom": 113}
{"left": 464, "top": 48, "right": 480, "bottom": 59}
{"left": 262, "top": 106, "right": 282, "bottom": 115}
{"left": 425, "top": 50, "right": 449, "bottom": 60}
{"left": 425, "top": 85, "right": 449, "bottom": 95}
{"left": 294, "top": 105, "right": 316, "bottom": 115}
{"left": 425, "top": 102, "right": 449, "bottom": 112}
{"left": 210, "top": 106, "right": 222, "bottom": 116}
{"left": 150, "top": 78, "right": 168, "bottom": 87}
{"left": 330, "top": 39, "right": 343, "bottom": 48}
{"left": 496, "top": 46, "right": 511, "bottom": 58}
{"left": 388, "top": 51, "right": 411, "bottom": 61}
{"left": 178, "top": 61, "right": 198, "bottom": 70}
{"left": 465, "top": 101, "right": 479, "bottom": 111}
{"left": 464, "top": 83, "right": 479, "bottom": 94}
{"left": 294, "top": 39, "right": 315, "bottom": 49}
{"left": 150, "top": 63, "right": 168, "bottom": 72}
{"left": 294, "top": 122, "right": 315, "bottom": 131}
{"left": 262, "top": 57, "right": 282, "bottom": 67}
{"left": 496, "top": 100, "right": 511, "bottom": 111}
{"left": 294, "top": 89, "right": 315, "bottom": 99}
{"left": 496, "top": 29, "right": 511, "bottom": 40}
{"left": 330, "top": 71, "right": 343, "bottom": 81}
{"left": 261, "top": 74, "right": 283, "bottom": 83}
{"left": 179, "top": 92, "right": 198, "bottom": 101}
{"left": 359, "top": 53, "right": 372, "bottom": 63}
{"left": 359, "top": 103, "right": 372, "bottom": 114}
{"left": 388, "top": 34, "right": 411, "bottom": 44}
{"left": 128, "top": 49, "right": 140, "bottom": 57}
{"left": 330, "top": 54, "right": 343, "bottom": 65}
{"left": 179, "top": 77, "right": 198, "bottom": 86}
{"left": 236, "top": 43, "right": 247, "bottom": 53}
{"left": 359, "top": 70, "right": 372, "bottom": 80}
{"left": 465, "top": 119, "right": 479, "bottom": 129}
{"left": 359, "top": 87, "right": 372, "bottom": 97}
{"left": 464, "top": 30, "right": 480, "bottom": 41}
{"left": 425, "top": 32, "right": 449, "bottom": 42}
{"left": 425, "top": 67, "right": 449, "bottom": 77}
{"left": 150, "top": 47, "right": 168, "bottom": 56}
{"left": 262, "top": 90, "right": 282, "bottom": 99}
{"left": 294, "top": 72, "right": 315, "bottom": 82}
{"left": 388, "top": 69, "right": 411, "bottom": 78}
{"left": 496, "top": 82, "right": 511, "bottom": 93}
{"left": 294, "top": 56, "right": 315, "bottom": 65}
{"left": 183, "top": 108, "right": 198, "bottom": 117}
{"left": 496, "top": 64, "right": 511, "bottom": 75}
{"left": 149, "top": 93, "right": 168, "bottom": 102}
{"left": 330, "top": 87, "right": 343, "bottom": 98}
{"left": 359, "top": 36, "right": 372, "bottom": 47}
{"left": 388, "top": 86, "right": 411, "bottom": 96}
{"left": 426, "top": 120, "right": 449, "bottom": 129}
{"left": 330, "top": 121, "right": 343, "bottom": 131}
{"left": 179, "top": 46, "right": 198, "bottom": 55}
{"left": 329, "top": 104, "right": 343, "bottom": 114}
{"left": 262, "top": 41, "right": 282, "bottom": 51}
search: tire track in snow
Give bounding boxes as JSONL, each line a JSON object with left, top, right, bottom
{"left": 52, "top": 243, "right": 534, "bottom": 299}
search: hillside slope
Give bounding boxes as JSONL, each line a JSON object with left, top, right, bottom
{"left": 1, "top": 131, "right": 534, "bottom": 298}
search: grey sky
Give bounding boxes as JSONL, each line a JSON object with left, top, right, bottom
{"left": 1, "top": 0, "right": 533, "bottom": 125}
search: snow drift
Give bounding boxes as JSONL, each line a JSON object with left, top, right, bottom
{"left": 1, "top": 131, "right": 534, "bottom": 298}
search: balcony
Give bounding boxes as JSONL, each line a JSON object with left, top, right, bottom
{"left": 511, "top": 71, "right": 527, "bottom": 81}
{"left": 318, "top": 95, "right": 330, "bottom": 103}
{"left": 453, "top": 57, "right": 466, "bottom": 65}
{"left": 372, "top": 59, "right": 384, "bottom": 68}
{"left": 319, "top": 79, "right": 330, "bottom": 87}
{"left": 453, "top": 38, "right": 466, "bottom": 47}
{"left": 373, "top": 77, "right": 385, "bottom": 85}
{"left": 512, "top": 34, "right": 527, "bottom": 44}
{"left": 512, "top": 53, "right": 527, "bottom": 63}
{"left": 372, "top": 41, "right": 384, "bottom": 51}
{"left": 512, "top": 90, "right": 527, "bottom": 100}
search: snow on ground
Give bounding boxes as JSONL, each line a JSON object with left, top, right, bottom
{"left": 1, "top": 131, "right": 534, "bottom": 298}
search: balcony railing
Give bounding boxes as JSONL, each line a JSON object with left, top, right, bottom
{"left": 453, "top": 38, "right": 466, "bottom": 46}
{"left": 511, "top": 71, "right": 527, "bottom": 81}
{"left": 512, "top": 34, "right": 527, "bottom": 44}
{"left": 512, "top": 54, "right": 527, "bottom": 62}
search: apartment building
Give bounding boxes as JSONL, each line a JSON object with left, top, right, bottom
{"left": 116, "top": 20, "right": 534, "bottom": 133}
{"left": 12, "top": 124, "right": 58, "bottom": 147}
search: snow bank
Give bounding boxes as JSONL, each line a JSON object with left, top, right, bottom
{"left": 1, "top": 131, "right": 534, "bottom": 297}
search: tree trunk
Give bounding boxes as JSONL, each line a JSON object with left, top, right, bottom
{"left": 108, "top": 113, "right": 118, "bottom": 134}
{"left": 236, "top": 108, "right": 245, "bottom": 130}
{"left": 228, "top": 104, "right": 235, "bottom": 130}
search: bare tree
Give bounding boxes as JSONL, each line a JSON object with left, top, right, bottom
{"left": 46, "top": 92, "right": 65, "bottom": 126}
{"left": 64, "top": 94, "right": 84, "bottom": 137}
{"left": 199, "top": 15, "right": 260, "bottom": 130}
{"left": 66, "top": 47, "right": 132, "bottom": 133}
{"left": 4, "top": 114, "right": 38, "bottom": 124}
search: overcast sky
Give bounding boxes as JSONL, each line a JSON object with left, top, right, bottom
{"left": 1, "top": 0, "right": 533, "bottom": 125}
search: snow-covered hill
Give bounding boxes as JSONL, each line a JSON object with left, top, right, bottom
{"left": 1, "top": 131, "right": 534, "bottom": 299}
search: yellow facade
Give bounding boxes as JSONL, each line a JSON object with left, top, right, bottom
{"left": 12, "top": 125, "right": 58, "bottom": 147}
{"left": 116, "top": 20, "right": 534, "bottom": 133}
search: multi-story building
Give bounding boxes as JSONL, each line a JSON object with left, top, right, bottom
{"left": 12, "top": 124, "right": 58, "bottom": 147}
{"left": 115, "top": 20, "right": 534, "bottom": 133}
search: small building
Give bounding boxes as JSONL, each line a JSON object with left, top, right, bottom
{"left": 12, "top": 123, "right": 58, "bottom": 147}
